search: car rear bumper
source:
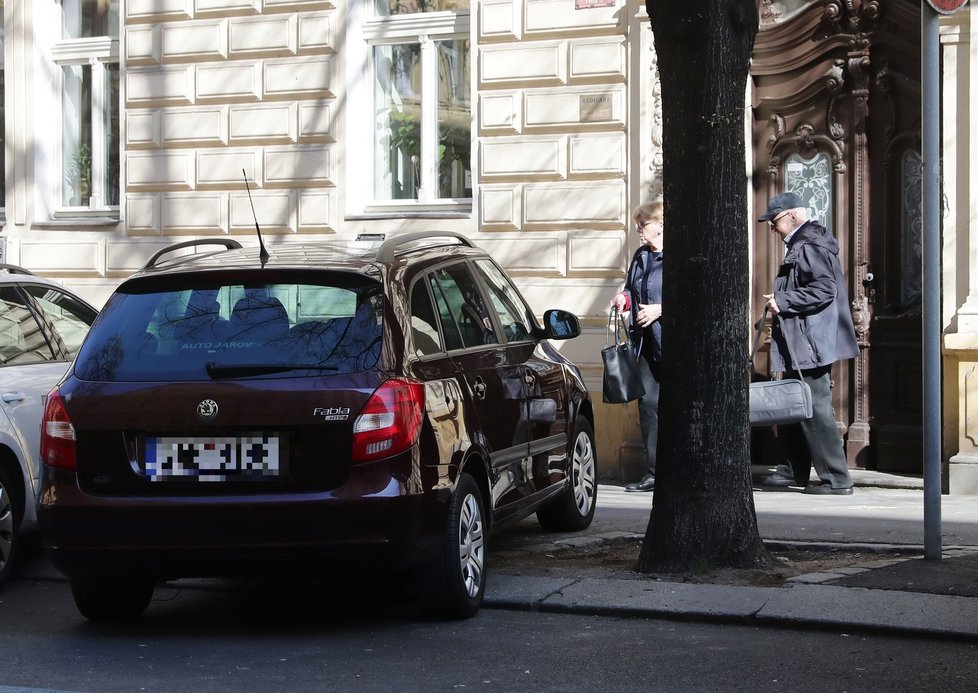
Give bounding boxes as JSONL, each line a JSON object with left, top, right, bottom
{"left": 38, "top": 464, "right": 452, "bottom": 580}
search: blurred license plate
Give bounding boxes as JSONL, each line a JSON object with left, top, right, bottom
{"left": 145, "top": 434, "right": 280, "bottom": 482}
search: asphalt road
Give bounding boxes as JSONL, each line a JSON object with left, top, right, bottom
{"left": 3, "top": 572, "right": 978, "bottom": 693}
{"left": 5, "top": 482, "right": 978, "bottom": 692}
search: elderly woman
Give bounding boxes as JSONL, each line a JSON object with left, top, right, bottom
{"left": 612, "top": 200, "right": 664, "bottom": 492}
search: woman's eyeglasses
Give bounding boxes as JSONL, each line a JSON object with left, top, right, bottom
{"left": 636, "top": 220, "right": 662, "bottom": 232}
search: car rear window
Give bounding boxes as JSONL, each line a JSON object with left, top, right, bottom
{"left": 74, "top": 275, "right": 383, "bottom": 382}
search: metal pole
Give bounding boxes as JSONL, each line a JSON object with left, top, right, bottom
{"left": 921, "top": 4, "right": 942, "bottom": 561}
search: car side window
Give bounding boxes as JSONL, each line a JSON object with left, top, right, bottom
{"left": 21, "top": 285, "right": 98, "bottom": 358}
{"left": 0, "top": 287, "right": 56, "bottom": 365}
{"left": 428, "top": 265, "right": 497, "bottom": 351}
{"left": 472, "top": 260, "right": 535, "bottom": 343}
{"left": 409, "top": 282, "right": 443, "bottom": 357}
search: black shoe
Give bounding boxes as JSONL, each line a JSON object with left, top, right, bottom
{"left": 759, "top": 472, "right": 804, "bottom": 488}
{"left": 802, "top": 483, "right": 854, "bottom": 496}
{"left": 625, "top": 475, "right": 655, "bottom": 492}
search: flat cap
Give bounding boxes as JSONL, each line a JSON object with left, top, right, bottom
{"left": 758, "top": 192, "right": 805, "bottom": 222}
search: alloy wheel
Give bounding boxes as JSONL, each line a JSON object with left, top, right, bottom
{"left": 572, "top": 429, "right": 596, "bottom": 517}
{"left": 457, "top": 492, "right": 485, "bottom": 599}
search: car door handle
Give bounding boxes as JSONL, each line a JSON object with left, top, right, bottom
{"left": 472, "top": 377, "right": 487, "bottom": 399}
{"left": 2, "top": 391, "right": 26, "bottom": 403}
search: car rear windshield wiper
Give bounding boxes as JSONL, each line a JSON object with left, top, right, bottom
{"left": 205, "top": 362, "right": 339, "bottom": 378}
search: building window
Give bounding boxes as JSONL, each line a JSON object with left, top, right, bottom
{"left": 350, "top": 0, "right": 471, "bottom": 214}
{"left": 784, "top": 151, "right": 833, "bottom": 226}
{"left": 52, "top": 0, "right": 120, "bottom": 211}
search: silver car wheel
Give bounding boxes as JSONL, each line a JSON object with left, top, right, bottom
{"left": 572, "top": 429, "right": 596, "bottom": 517}
{"left": 458, "top": 492, "right": 485, "bottom": 599}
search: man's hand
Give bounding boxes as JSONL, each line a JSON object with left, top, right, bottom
{"left": 763, "top": 293, "right": 780, "bottom": 315}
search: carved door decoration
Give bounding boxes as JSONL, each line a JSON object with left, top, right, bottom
{"left": 752, "top": 0, "right": 922, "bottom": 472}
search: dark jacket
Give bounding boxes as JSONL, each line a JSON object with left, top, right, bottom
{"left": 770, "top": 220, "right": 859, "bottom": 372}
{"left": 622, "top": 245, "right": 663, "bottom": 359}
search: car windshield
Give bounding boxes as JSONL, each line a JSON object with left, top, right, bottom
{"left": 74, "top": 274, "right": 383, "bottom": 382}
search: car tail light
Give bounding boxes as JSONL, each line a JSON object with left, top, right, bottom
{"left": 352, "top": 378, "right": 425, "bottom": 463}
{"left": 40, "top": 388, "right": 77, "bottom": 471}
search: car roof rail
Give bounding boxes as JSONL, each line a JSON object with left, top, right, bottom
{"left": 142, "top": 238, "right": 244, "bottom": 270}
{"left": 0, "top": 263, "right": 39, "bottom": 277}
{"left": 375, "top": 231, "right": 474, "bottom": 263}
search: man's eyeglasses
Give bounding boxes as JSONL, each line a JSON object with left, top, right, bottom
{"left": 636, "top": 220, "right": 662, "bottom": 232}
{"left": 769, "top": 211, "right": 790, "bottom": 226}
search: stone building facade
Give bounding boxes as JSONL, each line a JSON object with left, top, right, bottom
{"left": 1, "top": 0, "right": 976, "bottom": 491}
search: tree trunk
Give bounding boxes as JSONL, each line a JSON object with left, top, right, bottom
{"left": 638, "top": 0, "right": 772, "bottom": 572}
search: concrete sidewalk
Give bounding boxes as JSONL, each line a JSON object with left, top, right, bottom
{"left": 484, "top": 477, "right": 978, "bottom": 640}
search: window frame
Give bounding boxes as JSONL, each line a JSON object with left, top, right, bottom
{"left": 472, "top": 258, "right": 537, "bottom": 345}
{"left": 20, "top": 282, "right": 98, "bottom": 359}
{"left": 346, "top": 1, "right": 472, "bottom": 218}
{"left": 48, "top": 2, "right": 120, "bottom": 219}
{"left": 0, "top": 285, "right": 58, "bottom": 365}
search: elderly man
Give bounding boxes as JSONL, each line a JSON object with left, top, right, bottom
{"left": 757, "top": 192, "right": 859, "bottom": 495}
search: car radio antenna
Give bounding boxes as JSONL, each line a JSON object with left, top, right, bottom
{"left": 242, "top": 169, "right": 270, "bottom": 267}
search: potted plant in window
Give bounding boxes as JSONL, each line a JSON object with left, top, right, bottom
{"left": 65, "top": 144, "right": 92, "bottom": 205}
{"left": 388, "top": 111, "right": 422, "bottom": 198}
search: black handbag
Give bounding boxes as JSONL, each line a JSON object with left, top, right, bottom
{"left": 602, "top": 309, "right": 645, "bottom": 404}
{"left": 748, "top": 308, "right": 813, "bottom": 426}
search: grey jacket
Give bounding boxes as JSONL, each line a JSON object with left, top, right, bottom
{"left": 770, "top": 220, "right": 859, "bottom": 373}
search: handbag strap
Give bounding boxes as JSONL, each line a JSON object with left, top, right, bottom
{"left": 606, "top": 308, "right": 628, "bottom": 348}
{"left": 749, "top": 306, "right": 804, "bottom": 380}
{"left": 748, "top": 306, "right": 769, "bottom": 363}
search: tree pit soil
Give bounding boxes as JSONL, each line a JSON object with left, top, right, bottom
{"left": 491, "top": 538, "right": 919, "bottom": 588}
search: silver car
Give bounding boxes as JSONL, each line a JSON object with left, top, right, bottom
{"left": 0, "top": 264, "right": 98, "bottom": 587}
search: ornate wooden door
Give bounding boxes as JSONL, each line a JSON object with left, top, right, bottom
{"left": 751, "top": 0, "right": 922, "bottom": 472}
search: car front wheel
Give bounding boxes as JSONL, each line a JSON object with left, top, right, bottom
{"left": 417, "top": 472, "right": 486, "bottom": 619}
{"left": 71, "top": 578, "right": 156, "bottom": 622}
{"left": 536, "top": 416, "right": 597, "bottom": 532}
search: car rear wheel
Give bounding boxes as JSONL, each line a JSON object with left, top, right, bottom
{"left": 417, "top": 472, "right": 486, "bottom": 619}
{"left": 71, "top": 578, "right": 156, "bottom": 622}
{"left": 536, "top": 417, "right": 597, "bottom": 532}
{"left": 0, "top": 466, "right": 21, "bottom": 589}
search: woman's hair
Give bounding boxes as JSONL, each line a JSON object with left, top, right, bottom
{"left": 631, "top": 199, "right": 663, "bottom": 225}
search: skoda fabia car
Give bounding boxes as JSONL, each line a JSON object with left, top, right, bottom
{"left": 38, "top": 232, "right": 596, "bottom": 620}
{"left": 0, "top": 264, "right": 98, "bottom": 588}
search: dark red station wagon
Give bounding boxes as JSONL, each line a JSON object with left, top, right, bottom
{"left": 38, "top": 232, "right": 596, "bottom": 620}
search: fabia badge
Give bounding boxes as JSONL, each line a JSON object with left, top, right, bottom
{"left": 314, "top": 406, "right": 350, "bottom": 421}
{"left": 197, "top": 399, "right": 219, "bottom": 421}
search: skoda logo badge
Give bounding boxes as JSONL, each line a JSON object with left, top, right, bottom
{"left": 197, "top": 399, "right": 219, "bottom": 421}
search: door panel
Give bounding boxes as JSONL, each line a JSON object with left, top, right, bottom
{"left": 426, "top": 265, "right": 530, "bottom": 509}
{"left": 0, "top": 286, "right": 72, "bottom": 496}
{"left": 472, "top": 259, "right": 569, "bottom": 494}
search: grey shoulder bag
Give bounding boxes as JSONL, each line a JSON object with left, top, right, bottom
{"left": 748, "top": 307, "right": 813, "bottom": 427}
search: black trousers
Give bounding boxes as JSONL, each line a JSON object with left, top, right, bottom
{"left": 776, "top": 366, "right": 853, "bottom": 489}
{"left": 637, "top": 347, "right": 660, "bottom": 478}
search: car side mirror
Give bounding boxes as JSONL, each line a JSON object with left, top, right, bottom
{"left": 542, "top": 309, "right": 580, "bottom": 340}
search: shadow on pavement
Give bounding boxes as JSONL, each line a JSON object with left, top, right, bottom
{"left": 826, "top": 551, "right": 978, "bottom": 597}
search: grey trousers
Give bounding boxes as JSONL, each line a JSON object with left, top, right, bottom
{"left": 637, "top": 349, "right": 660, "bottom": 478}
{"left": 777, "top": 366, "right": 853, "bottom": 489}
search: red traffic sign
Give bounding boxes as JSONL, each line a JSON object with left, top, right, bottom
{"left": 926, "top": 0, "right": 968, "bottom": 14}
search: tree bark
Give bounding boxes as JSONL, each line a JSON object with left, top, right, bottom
{"left": 638, "top": 0, "right": 772, "bottom": 572}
